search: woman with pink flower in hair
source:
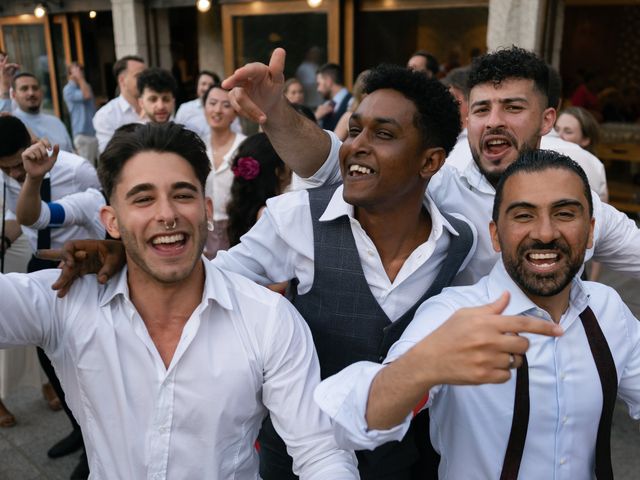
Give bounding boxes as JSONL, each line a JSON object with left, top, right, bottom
{"left": 227, "top": 133, "right": 292, "bottom": 249}
{"left": 202, "top": 84, "right": 247, "bottom": 258}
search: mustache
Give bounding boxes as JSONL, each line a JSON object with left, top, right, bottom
{"left": 481, "top": 128, "right": 518, "bottom": 145}
{"left": 520, "top": 240, "right": 569, "bottom": 254}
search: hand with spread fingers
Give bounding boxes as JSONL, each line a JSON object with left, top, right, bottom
{"left": 222, "top": 47, "right": 286, "bottom": 125}
{"left": 37, "top": 240, "right": 126, "bottom": 297}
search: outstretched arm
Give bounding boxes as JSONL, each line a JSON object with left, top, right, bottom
{"left": 16, "top": 139, "right": 59, "bottom": 226}
{"left": 365, "top": 292, "right": 562, "bottom": 430}
{"left": 223, "top": 48, "right": 331, "bottom": 178}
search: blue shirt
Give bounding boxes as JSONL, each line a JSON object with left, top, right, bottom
{"left": 13, "top": 109, "right": 74, "bottom": 153}
{"left": 63, "top": 81, "right": 96, "bottom": 137}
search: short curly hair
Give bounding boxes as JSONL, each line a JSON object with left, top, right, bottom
{"left": 137, "top": 68, "right": 177, "bottom": 97}
{"left": 363, "top": 64, "right": 461, "bottom": 155}
{"left": 467, "top": 46, "right": 549, "bottom": 103}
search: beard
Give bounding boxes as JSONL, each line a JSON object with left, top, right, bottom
{"left": 502, "top": 239, "right": 587, "bottom": 297}
{"left": 470, "top": 128, "right": 540, "bottom": 187}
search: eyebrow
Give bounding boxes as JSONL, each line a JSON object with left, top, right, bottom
{"left": 470, "top": 97, "right": 529, "bottom": 109}
{"left": 124, "top": 181, "right": 200, "bottom": 199}
{"left": 350, "top": 113, "right": 401, "bottom": 128}
{"left": 504, "top": 199, "right": 585, "bottom": 214}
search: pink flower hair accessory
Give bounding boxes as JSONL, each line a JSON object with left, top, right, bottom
{"left": 232, "top": 156, "right": 260, "bottom": 180}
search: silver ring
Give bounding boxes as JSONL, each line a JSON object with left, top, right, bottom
{"left": 508, "top": 354, "right": 516, "bottom": 369}
{"left": 163, "top": 219, "right": 177, "bottom": 230}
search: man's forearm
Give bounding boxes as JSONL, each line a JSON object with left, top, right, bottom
{"left": 365, "top": 347, "right": 436, "bottom": 431}
{"left": 263, "top": 99, "right": 332, "bottom": 179}
{"left": 16, "top": 175, "right": 44, "bottom": 226}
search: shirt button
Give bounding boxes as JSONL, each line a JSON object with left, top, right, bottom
{"left": 562, "top": 416, "right": 568, "bottom": 424}
{"left": 559, "top": 458, "right": 566, "bottom": 465}
{"left": 560, "top": 372, "right": 566, "bottom": 380}
{"left": 367, "top": 250, "right": 374, "bottom": 256}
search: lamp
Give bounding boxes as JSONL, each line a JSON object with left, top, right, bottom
{"left": 34, "top": 3, "right": 47, "bottom": 17}
{"left": 307, "top": 0, "right": 322, "bottom": 7}
{"left": 89, "top": 10, "right": 97, "bottom": 19}
{"left": 196, "top": 0, "right": 211, "bottom": 13}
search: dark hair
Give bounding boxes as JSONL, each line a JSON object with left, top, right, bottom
{"left": 492, "top": 149, "right": 593, "bottom": 222}
{"left": 441, "top": 66, "right": 471, "bottom": 96}
{"left": 411, "top": 51, "right": 440, "bottom": 77}
{"left": 112, "top": 55, "right": 145, "bottom": 80}
{"left": 201, "top": 83, "right": 227, "bottom": 106}
{"left": 11, "top": 72, "right": 38, "bottom": 89}
{"left": 98, "top": 122, "right": 210, "bottom": 200}
{"left": 558, "top": 106, "right": 600, "bottom": 152}
{"left": 198, "top": 70, "right": 221, "bottom": 84}
{"left": 547, "top": 65, "right": 562, "bottom": 109}
{"left": 362, "top": 64, "right": 461, "bottom": 154}
{"left": 467, "top": 46, "right": 549, "bottom": 103}
{"left": 226, "top": 133, "right": 288, "bottom": 247}
{"left": 137, "top": 68, "right": 177, "bottom": 97}
{"left": 316, "top": 63, "right": 344, "bottom": 86}
{"left": 0, "top": 116, "right": 31, "bottom": 157}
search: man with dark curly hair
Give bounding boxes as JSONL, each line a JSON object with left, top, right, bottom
{"left": 136, "top": 68, "right": 177, "bottom": 125}
{"left": 223, "top": 47, "right": 640, "bottom": 288}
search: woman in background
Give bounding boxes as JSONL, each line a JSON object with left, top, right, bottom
{"left": 227, "top": 133, "right": 292, "bottom": 248}
{"left": 555, "top": 106, "right": 600, "bottom": 154}
{"left": 283, "top": 78, "right": 305, "bottom": 106}
{"left": 202, "top": 84, "right": 247, "bottom": 258}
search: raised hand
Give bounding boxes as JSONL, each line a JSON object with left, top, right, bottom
{"left": 366, "top": 292, "right": 563, "bottom": 430}
{"left": 410, "top": 292, "right": 563, "bottom": 386}
{"left": 21, "top": 138, "right": 59, "bottom": 180}
{"left": 0, "top": 54, "right": 20, "bottom": 96}
{"left": 222, "top": 47, "right": 286, "bottom": 124}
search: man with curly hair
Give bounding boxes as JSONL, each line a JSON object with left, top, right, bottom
{"left": 136, "top": 68, "right": 177, "bottom": 125}
{"left": 223, "top": 47, "right": 640, "bottom": 286}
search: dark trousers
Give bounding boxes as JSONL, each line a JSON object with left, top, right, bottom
{"left": 28, "top": 256, "right": 81, "bottom": 435}
{"left": 258, "top": 410, "right": 439, "bottom": 479}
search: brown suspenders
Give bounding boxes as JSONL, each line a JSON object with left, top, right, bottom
{"left": 500, "top": 306, "right": 617, "bottom": 480}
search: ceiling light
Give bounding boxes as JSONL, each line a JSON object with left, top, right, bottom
{"left": 196, "top": 0, "right": 211, "bottom": 13}
{"left": 307, "top": 0, "right": 322, "bottom": 7}
{"left": 34, "top": 3, "right": 47, "bottom": 18}
{"left": 89, "top": 10, "right": 97, "bottom": 19}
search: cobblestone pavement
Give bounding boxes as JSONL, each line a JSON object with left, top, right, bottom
{"left": 0, "top": 266, "right": 638, "bottom": 479}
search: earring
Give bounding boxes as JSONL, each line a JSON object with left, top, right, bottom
{"left": 207, "top": 220, "right": 215, "bottom": 232}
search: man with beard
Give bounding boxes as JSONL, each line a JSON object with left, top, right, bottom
{"left": 137, "top": 68, "right": 177, "bottom": 125}
{"left": 0, "top": 122, "right": 358, "bottom": 479}
{"left": 0, "top": 72, "right": 73, "bottom": 153}
{"left": 222, "top": 47, "right": 640, "bottom": 284}
{"left": 315, "top": 149, "right": 640, "bottom": 479}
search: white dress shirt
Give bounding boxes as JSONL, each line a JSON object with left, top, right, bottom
{"left": 214, "top": 185, "right": 476, "bottom": 320}
{"left": 540, "top": 133, "right": 609, "bottom": 201}
{"left": 27, "top": 187, "right": 106, "bottom": 240}
{"left": 315, "top": 260, "right": 640, "bottom": 479}
{"left": 205, "top": 133, "right": 247, "bottom": 221}
{"left": 93, "top": 95, "right": 141, "bottom": 153}
{"left": 443, "top": 128, "right": 471, "bottom": 172}
{"left": 0, "top": 261, "right": 358, "bottom": 479}
{"left": 2, "top": 151, "right": 100, "bottom": 251}
{"left": 304, "top": 131, "right": 640, "bottom": 283}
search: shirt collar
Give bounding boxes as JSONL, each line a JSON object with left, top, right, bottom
{"left": 486, "top": 259, "right": 590, "bottom": 318}
{"left": 332, "top": 87, "right": 349, "bottom": 106}
{"left": 319, "top": 184, "right": 460, "bottom": 240}
{"left": 116, "top": 95, "right": 136, "bottom": 114}
{"left": 461, "top": 160, "right": 496, "bottom": 195}
{"left": 99, "top": 256, "right": 234, "bottom": 311}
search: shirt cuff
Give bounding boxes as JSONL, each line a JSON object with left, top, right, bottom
{"left": 292, "top": 130, "right": 343, "bottom": 189}
{"left": 314, "top": 361, "right": 412, "bottom": 451}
